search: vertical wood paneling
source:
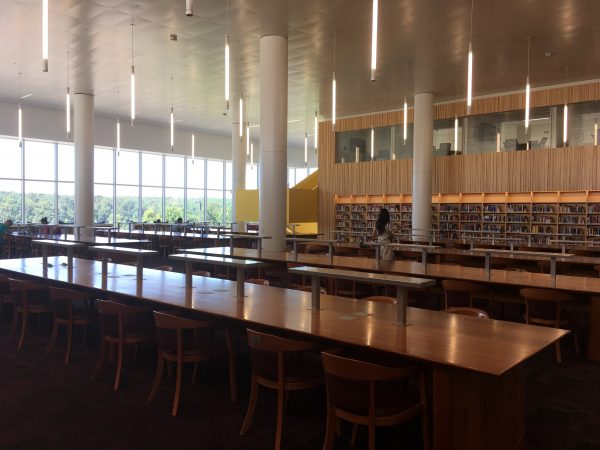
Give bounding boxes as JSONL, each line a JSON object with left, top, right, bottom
{"left": 318, "top": 82, "right": 600, "bottom": 235}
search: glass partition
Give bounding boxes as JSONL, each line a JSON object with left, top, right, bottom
{"left": 335, "top": 125, "right": 414, "bottom": 163}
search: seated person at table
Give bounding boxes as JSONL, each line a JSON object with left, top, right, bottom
{"left": 40, "top": 217, "right": 51, "bottom": 235}
{"left": 0, "top": 219, "right": 13, "bottom": 254}
{"left": 372, "top": 208, "right": 393, "bottom": 260}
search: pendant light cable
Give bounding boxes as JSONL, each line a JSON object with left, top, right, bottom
{"left": 332, "top": 31, "right": 337, "bottom": 131}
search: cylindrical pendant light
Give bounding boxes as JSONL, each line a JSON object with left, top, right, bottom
{"left": 66, "top": 87, "right": 70, "bottom": 138}
{"left": 454, "top": 117, "right": 458, "bottom": 153}
{"left": 130, "top": 17, "right": 135, "bottom": 126}
{"left": 466, "top": 0, "right": 474, "bottom": 112}
{"left": 18, "top": 104, "right": 22, "bottom": 147}
{"left": 246, "top": 123, "right": 250, "bottom": 156}
{"left": 595, "top": 122, "right": 598, "bottom": 146}
{"left": 314, "top": 111, "right": 318, "bottom": 149}
{"left": 239, "top": 95, "right": 243, "bottom": 138}
{"left": 370, "top": 0, "right": 378, "bottom": 81}
{"left": 42, "top": 0, "right": 48, "bottom": 72}
{"left": 250, "top": 143, "right": 254, "bottom": 165}
{"left": 186, "top": 0, "right": 194, "bottom": 16}
{"left": 370, "top": 128, "right": 375, "bottom": 159}
{"left": 332, "top": 32, "right": 337, "bottom": 131}
{"left": 524, "top": 37, "right": 532, "bottom": 131}
{"left": 403, "top": 98, "right": 408, "bottom": 142}
{"left": 304, "top": 133, "right": 308, "bottom": 166}
{"left": 170, "top": 107, "right": 174, "bottom": 151}
{"left": 225, "top": 35, "right": 230, "bottom": 110}
{"left": 116, "top": 119, "right": 121, "bottom": 156}
{"left": 563, "top": 104, "right": 568, "bottom": 147}
{"left": 355, "top": 146, "right": 359, "bottom": 163}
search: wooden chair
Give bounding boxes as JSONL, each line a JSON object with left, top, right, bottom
{"left": 47, "top": 287, "right": 94, "bottom": 364}
{"left": 362, "top": 295, "right": 397, "bottom": 305}
{"left": 240, "top": 329, "right": 324, "bottom": 450}
{"left": 148, "top": 311, "right": 237, "bottom": 416}
{"left": 299, "top": 285, "right": 327, "bottom": 295}
{"left": 8, "top": 278, "right": 52, "bottom": 349}
{"left": 441, "top": 279, "right": 486, "bottom": 310}
{"left": 519, "top": 288, "right": 580, "bottom": 363}
{"left": 91, "top": 300, "right": 155, "bottom": 390}
{"left": 321, "top": 350, "right": 429, "bottom": 450}
{"left": 246, "top": 278, "right": 270, "bottom": 286}
{"left": 193, "top": 270, "right": 211, "bottom": 277}
{"left": 0, "top": 275, "right": 15, "bottom": 320}
{"left": 445, "top": 307, "right": 489, "bottom": 319}
{"left": 153, "top": 265, "right": 174, "bottom": 272}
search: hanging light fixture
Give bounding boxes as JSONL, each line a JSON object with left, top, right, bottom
{"left": 563, "top": 66, "right": 569, "bottom": 147}
{"left": 454, "top": 118, "right": 459, "bottom": 154}
{"left": 42, "top": 0, "right": 48, "bottom": 72}
{"left": 304, "top": 133, "right": 308, "bottom": 166}
{"left": 314, "top": 113, "right": 319, "bottom": 150}
{"left": 467, "top": 0, "right": 474, "bottom": 112}
{"left": 170, "top": 76, "right": 174, "bottom": 151}
{"left": 116, "top": 89, "right": 121, "bottom": 156}
{"left": 524, "top": 37, "right": 532, "bottom": 132}
{"left": 370, "top": 0, "right": 378, "bottom": 81}
{"left": 17, "top": 73, "right": 23, "bottom": 148}
{"left": 403, "top": 63, "right": 408, "bottom": 143}
{"left": 130, "top": 13, "right": 136, "bottom": 126}
{"left": 370, "top": 128, "right": 375, "bottom": 159}
{"left": 355, "top": 146, "right": 359, "bottom": 163}
{"left": 224, "top": 0, "right": 230, "bottom": 110}
{"left": 250, "top": 143, "right": 254, "bottom": 165}
{"left": 246, "top": 123, "right": 250, "bottom": 156}
{"left": 332, "top": 31, "right": 337, "bottom": 131}
{"left": 191, "top": 107, "right": 195, "bottom": 162}
{"left": 66, "top": 52, "right": 71, "bottom": 138}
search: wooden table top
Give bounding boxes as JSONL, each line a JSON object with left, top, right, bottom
{"left": 188, "top": 247, "right": 600, "bottom": 295}
{"left": 124, "top": 230, "right": 228, "bottom": 240}
{"left": 169, "top": 253, "right": 267, "bottom": 269}
{"left": 0, "top": 256, "right": 566, "bottom": 377}
{"left": 469, "top": 248, "right": 573, "bottom": 259}
{"left": 89, "top": 246, "right": 158, "bottom": 256}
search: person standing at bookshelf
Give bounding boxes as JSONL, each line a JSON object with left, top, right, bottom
{"left": 373, "top": 208, "right": 393, "bottom": 260}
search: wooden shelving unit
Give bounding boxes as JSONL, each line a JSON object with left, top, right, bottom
{"left": 334, "top": 190, "right": 600, "bottom": 244}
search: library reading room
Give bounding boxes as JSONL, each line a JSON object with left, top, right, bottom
{"left": 1, "top": 1, "right": 599, "bottom": 449}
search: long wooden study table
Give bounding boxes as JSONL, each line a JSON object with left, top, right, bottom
{"left": 0, "top": 256, "right": 565, "bottom": 450}
{"left": 186, "top": 246, "right": 600, "bottom": 360}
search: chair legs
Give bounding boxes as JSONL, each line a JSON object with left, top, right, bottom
{"left": 240, "top": 374, "right": 260, "bottom": 435}
{"left": 555, "top": 341, "right": 562, "bottom": 364}
{"left": 17, "top": 308, "right": 28, "bottom": 349}
{"left": 65, "top": 321, "right": 73, "bottom": 365}
{"left": 91, "top": 338, "right": 108, "bottom": 381}
{"left": 275, "top": 385, "right": 285, "bottom": 450}
{"left": 172, "top": 359, "right": 184, "bottom": 416}
{"left": 148, "top": 353, "right": 165, "bottom": 403}
{"left": 46, "top": 316, "right": 59, "bottom": 358}
{"left": 114, "top": 340, "right": 124, "bottom": 390}
{"left": 323, "top": 403, "right": 336, "bottom": 450}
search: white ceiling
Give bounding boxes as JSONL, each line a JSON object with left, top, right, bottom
{"left": 0, "top": 0, "right": 599, "bottom": 148}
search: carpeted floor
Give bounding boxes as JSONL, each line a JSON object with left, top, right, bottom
{"left": 0, "top": 314, "right": 599, "bottom": 450}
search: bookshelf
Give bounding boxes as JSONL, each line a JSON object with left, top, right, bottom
{"left": 334, "top": 190, "right": 600, "bottom": 244}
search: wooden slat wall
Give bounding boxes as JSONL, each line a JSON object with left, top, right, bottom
{"left": 318, "top": 81, "right": 600, "bottom": 237}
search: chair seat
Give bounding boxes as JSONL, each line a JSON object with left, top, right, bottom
{"left": 332, "top": 382, "right": 421, "bottom": 418}
{"left": 258, "top": 354, "right": 323, "bottom": 384}
{"left": 163, "top": 341, "right": 226, "bottom": 360}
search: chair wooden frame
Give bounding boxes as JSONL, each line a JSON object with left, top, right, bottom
{"left": 361, "top": 295, "right": 397, "bottom": 305}
{"left": 47, "top": 287, "right": 93, "bottom": 364}
{"left": 441, "top": 279, "right": 486, "bottom": 310}
{"left": 321, "top": 350, "right": 429, "bottom": 450}
{"left": 192, "top": 270, "right": 211, "bottom": 277}
{"left": 240, "top": 329, "right": 323, "bottom": 450}
{"left": 147, "top": 311, "right": 237, "bottom": 416}
{"left": 519, "top": 288, "right": 580, "bottom": 364}
{"left": 91, "top": 300, "right": 155, "bottom": 390}
{"left": 8, "top": 278, "right": 52, "bottom": 349}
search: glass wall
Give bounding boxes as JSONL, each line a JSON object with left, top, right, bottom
{"left": 335, "top": 124, "right": 414, "bottom": 163}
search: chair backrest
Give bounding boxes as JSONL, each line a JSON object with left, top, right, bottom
{"left": 246, "top": 278, "right": 270, "bottom": 286}
{"left": 246, "top": 328, "right": 319, "bottom": 381}
{"left": 48, "top": 286, "right": 90, "bottom": 320}
{"left": 519, "top": 288, "right": 574, "bottom": 325}
{"left": 0, "top": 275, "right": 10, "bottom": 299}
{"left": 362, "top": 295, "right": 397, "bottom": 305}
{"left": 153, "top": 311, "right": 214, "bottom": 355}
{"left": 321, "top": 350, "right": 420, "bottom": 418}
{"left": 445, "top": 307, "right": 489, "bottom": 319}
{"left": 441, "top": 279, "right": 484, "bottom": 308}
{"left": 153, "top": 265, "right": 173, "bottom": 272}
{"left": 97, "top": 300, "right": 153, "bottom": 337}
{"left": 8, "top": 278, "right": 49, "bottom": 308}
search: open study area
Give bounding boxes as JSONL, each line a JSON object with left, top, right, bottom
{"left": 1, "top": 1, "right": 600, "bottom": 450}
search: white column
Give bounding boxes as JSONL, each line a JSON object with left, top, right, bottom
{"left": 231, "top": 103, "right": 246, "bottom": 232}
{"left": 259, "top": 35, "right": 288, "bottom": 251}
{"left": 412, "top": 92, "right": 433, "bottom": 241}
{"left": 74, "top": 93, "right": 94, "bottom": 236}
